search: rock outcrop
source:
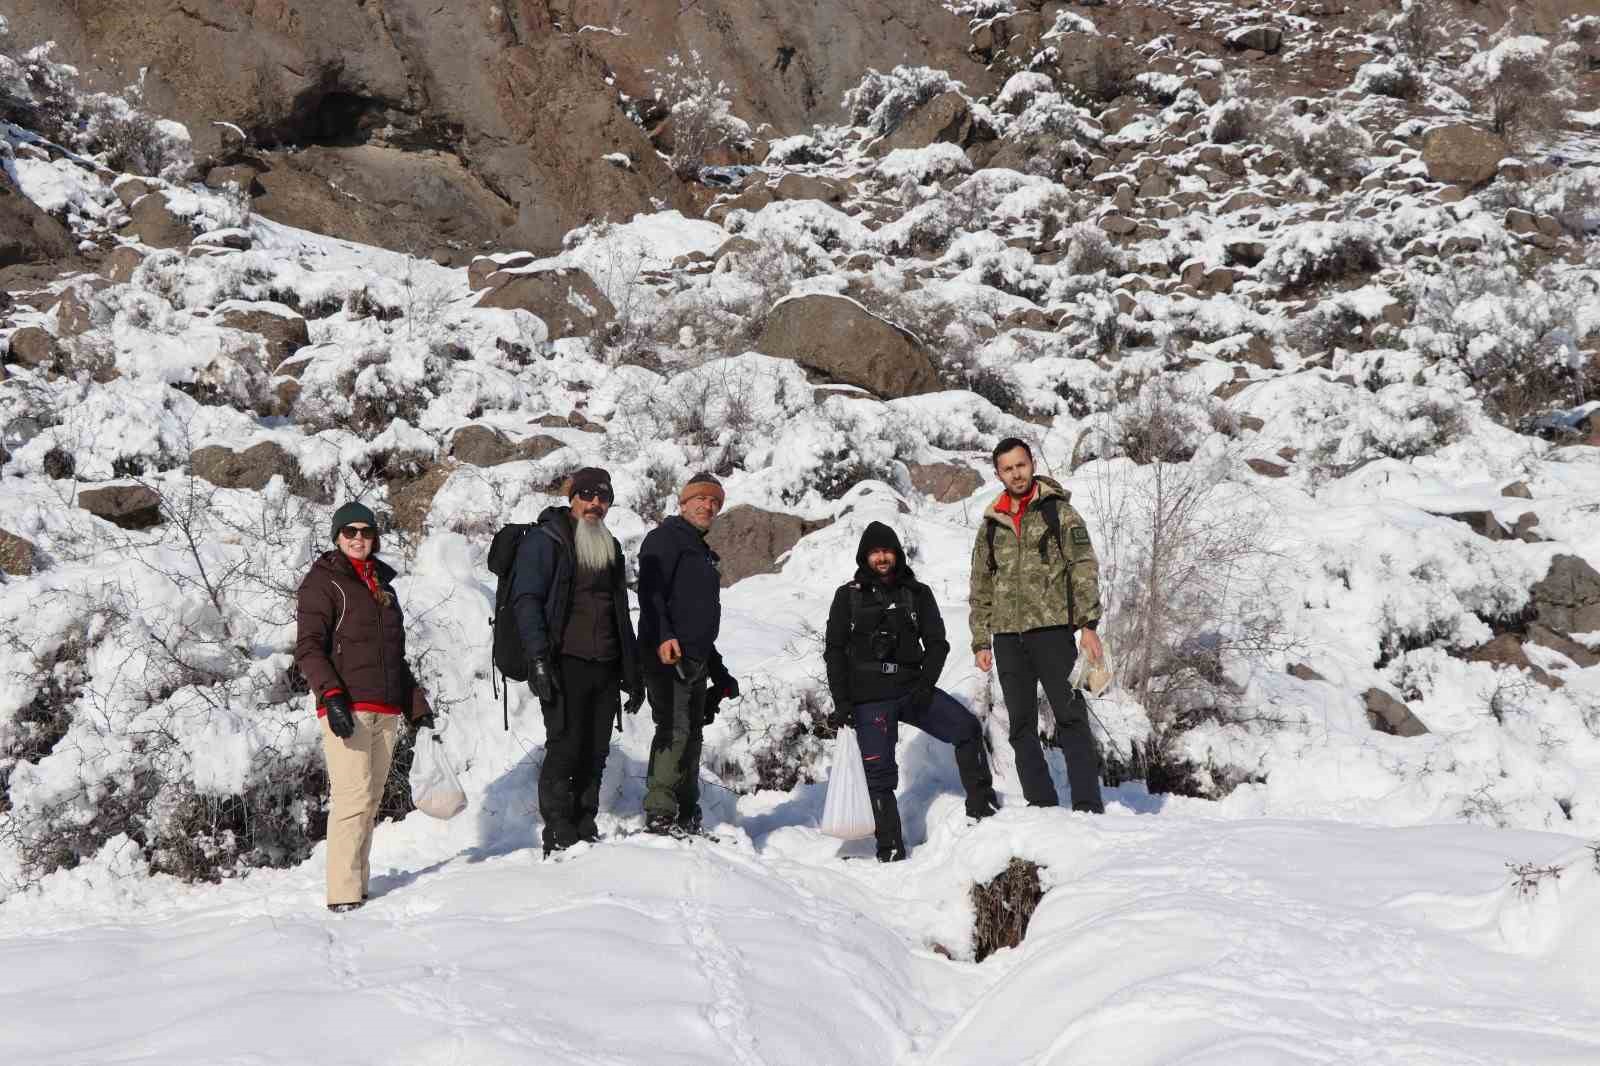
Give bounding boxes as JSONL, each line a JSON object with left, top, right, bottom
{"left": 756, "top": 294, "right": 941, "bottom": 399}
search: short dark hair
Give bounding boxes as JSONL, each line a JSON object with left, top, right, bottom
{"left": 991, "top": 437, "right": 1033, "bottom": 466}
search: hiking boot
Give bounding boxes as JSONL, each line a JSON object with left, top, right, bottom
{"left": 1071, "top": 800, "right": 1105, "bottom": 815}
{"left": 327, "top": 901, "right": 364, "bottom": 914}
{"left": 955, "top": 739, "right": 1000, "bottom": 821}
{"left": 870, "top": 790, "right": 908, "bottom": 863}
{"left": 644, "top": 812, "right": 682, "bottom": 837}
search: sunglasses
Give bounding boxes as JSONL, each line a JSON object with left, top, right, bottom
{"left": 338, "top": 525, "right": 378, "bottom": 540}
{"left": 575, "top": 487, "right": 614, "bottom": 504}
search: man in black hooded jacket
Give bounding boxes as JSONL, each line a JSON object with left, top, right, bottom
{"left": 824, "top": 522, "right": 999, "bottom": 861}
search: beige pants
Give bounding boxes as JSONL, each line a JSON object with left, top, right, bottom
{"left": 321, "top": 711, "right": 400, "bottom": 905}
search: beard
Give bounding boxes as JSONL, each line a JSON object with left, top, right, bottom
{"left": 572, "top": 513, "right": 616, "bottom": 574}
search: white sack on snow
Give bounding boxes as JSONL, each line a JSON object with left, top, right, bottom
{"left": 409, "top": 728, "right": 467, "bottom": 820}
{"left": 820, "top": 728, "right": 875, "bottom": 840}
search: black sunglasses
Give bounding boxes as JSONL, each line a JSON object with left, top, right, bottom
{"left": 575, "top": 487, "right": 613, "bottom": 504}
{"left": 338, "top": 525, "right": 378, "bottom": 540}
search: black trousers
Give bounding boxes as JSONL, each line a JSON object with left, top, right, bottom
{"left": 538, "top": 655, "right": 621, "bottom": 850}
{"left": 993, "top": 627, "right": 1102, "bottom": 810}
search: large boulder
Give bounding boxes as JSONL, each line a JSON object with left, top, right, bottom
{"left": 907, "top": 462, "right": 982, "bottom": 503}
{"left": 0, "top": 528, "right": 37, "bottom": 575}
{"left": 448, "top": 425, "right": 567, "bottom": 467}
{"left": 1224, "top": 25, "right": 1284, "bottom": 54}
{"left": 252, "top": 145, "right": 518, "bottom": 254}
{"left": 5, "top": 326, "right": 57, "bottom": 368}
{"left": 1529, "top": 554, "right": 1600, "bottom": 636}
{"left": 1362, "top": 688, "right": 1428, "bottom": 737}
{"left": 78, "top": 484, "right": 163, "bottom": 530}
{"left": 190, "top": 442, "right": 301, "bottom": 492}
{"left": 121, "top": 192, "right": 194, "bottom": 249}
{"left": 389, "top": 461, "right": 455, "bottom": 535}
{"left": 1421, "top": 125, "right": 1508, "bottom": 187}
{"left": 0, "top": 172, "right": 73, "bottom": 267}
{"left": 756, "top": 294, "right": 941, "bottom": 399}
{"left": 216, "top": 303, "right": 311, "bottom": 372}
{"left": 705, "top": 505, "right": 832, "bottom": 587}
{"left": 868, "top": 91, "right": 971, "bottom": 156}
{"left": 475, "top": 268, "right": 615, "bottom": 339}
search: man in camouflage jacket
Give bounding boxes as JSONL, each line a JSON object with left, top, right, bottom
{"left": 969, "top": 437, "right": 1106, "bottom": 812}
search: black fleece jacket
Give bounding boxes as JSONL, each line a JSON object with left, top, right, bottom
{"left": 637, "top": 515, "right": 724, "bottom": 673}
{"left": 823, "top": 522, "right": 950, "bottom": 709}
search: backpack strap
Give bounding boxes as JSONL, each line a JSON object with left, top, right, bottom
{"left": 1037, "top": 496, "right": 1064, "bottom": 562}
{"left": 985, "top": 519, "right": 999, "bottom": 573}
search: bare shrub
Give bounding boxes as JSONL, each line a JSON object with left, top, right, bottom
{"left": 1268, "top": 103, "right": 1372, "bottom": 181}
{"left": 629, "top": 460, "right": 679, "bottom": 525}
{"left": 1462, "top": 35, "right": 1576, "bottom": 151}
{"left": 1389, "top": 1, "right": 1454, "bottom": 63}
{"left": 1506, "top": 860, "right": 1564, "bottom": 898}
{"left": 1353, "top": 57, "right": 1420, "bottom": 100}
{"left": 650, "top": 50, "right": 752, "bottom": 180}
{"left": 1087, "top": 411, "right": 1297, "bottom": 734}
{"left": 1260, "top": 221, "right": 1381, "bottom": 292}
{"left": 971, "top": 859, "right": 1044, "bottom": 963}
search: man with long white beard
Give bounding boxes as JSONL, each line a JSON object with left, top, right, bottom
{"left": 510, "top": 467, "right": 645, "bottom": 856}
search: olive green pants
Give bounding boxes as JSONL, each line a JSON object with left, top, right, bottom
{"left": 642, "top": 666, "right": 707, "bottom": 821}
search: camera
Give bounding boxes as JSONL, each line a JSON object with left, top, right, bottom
{"left": 870, "top": 626, "right": 896, "bottom": 662}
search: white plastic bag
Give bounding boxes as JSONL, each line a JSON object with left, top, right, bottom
{"left": 819, "top": 727, "right": 875, "bottom": 840}
{"left": 409, "top": 727, "right": 467, "bottom": 820}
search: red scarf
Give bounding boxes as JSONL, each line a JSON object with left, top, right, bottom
{"left": 994, "top": 482, "right": 1037, "bottom": 537}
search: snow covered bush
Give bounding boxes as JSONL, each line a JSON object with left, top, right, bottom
{"left": 1353, "top": 56, "right": 1419, "bottom": 100}
{"left": 1260, "top": 221, "right": 1381, "bottom": 292}
{"left": 1461, "top": 35, "right": 1576, "bottom": 150}
{"left": 1001, "top": 92, "right": 1101, "bottom": 176}
{"left": 843, "top": 65, "right": 961, "bottom": 136}
{"left": 1411, "top": 266, "right": 1590, "bottom": 431}
{"left": 1265, "top": 102, "right": 1373, "bottom": 181}
{"left": 1206, "top": 91, "right": 1260, "bottom": 146}
{"left": 0, "top": 29, "right": 188, "bottom": 178}
{"left": 650, "top": 50, "right": 752, "bottom": 180}
{"left": 1387, "top": 0, "right": 1455, "bottom": 63}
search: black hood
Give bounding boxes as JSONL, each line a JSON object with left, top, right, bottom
{"left": 536, "top": 504, "right": 576, "bottom": 545}
{"left": 854, "top": 521, "right": 915, "bottom": 583}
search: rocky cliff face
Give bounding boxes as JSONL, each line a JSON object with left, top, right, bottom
{"left": 2, "top": 0, "right": 983, "bottom": 254}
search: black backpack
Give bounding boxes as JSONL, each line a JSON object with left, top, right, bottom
{"left": 487, "top": 522, "right": 533, "bottom": 729}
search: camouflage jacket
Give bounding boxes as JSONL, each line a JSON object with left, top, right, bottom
{"left": 968, "top": 476, "right": 1101, "bottom": 651}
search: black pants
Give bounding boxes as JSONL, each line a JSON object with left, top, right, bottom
{"left": 642, "top": 664, "right": 707, "bottom": 822}
{"left": 993, "top": 627, "right": 1102, "bottom": 809}
{"left": 539, "top": 655, "right": 621, "bottom": 850}
{"left": 854, "top": 689, "right": 981, "bottom": 792}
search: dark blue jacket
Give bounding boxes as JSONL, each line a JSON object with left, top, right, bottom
{"left": 637, "top": 515, "right": 723, "bottom": 668}
{"left": 509, "top": 505, "right": 641, "bottom": 693}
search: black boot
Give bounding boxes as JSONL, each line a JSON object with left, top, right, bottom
{"left": 954, "top": 739, "right": 1000, "bottom": 820}
{"left": 869, "top": 790, "right": 907, "bottom": 862}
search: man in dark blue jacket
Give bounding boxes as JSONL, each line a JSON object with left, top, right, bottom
{"left": 510, "top": 467, "right": 643, "bottom": 855}
{"left": 637, "top": 471, "right": 739, "bottom": 835}
{"left": 824, "top": 522, "right": 998, "bottom": 861}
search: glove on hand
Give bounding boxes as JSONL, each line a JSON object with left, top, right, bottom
{"left": 324, "top": 692, "right": 356, "bottom": 739}
{"left": 714, "top": 673, "right": 740, "bottom": 702}
{"left": 624, "top": 687, "right": 646, "bottom": 715}
{"left": 703, "top": 695, "right": 722, "bottom": 726}
{"left": 827, "top": 704, "right": 852, "bottom": 731}
{"left": 529, "top": 657, "right": 558, "bottom": 704}
{"left": 411, "top": 711, "right": 437, "bottom": 732}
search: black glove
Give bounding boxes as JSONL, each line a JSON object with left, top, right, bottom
{"left": 324, "top": 692, "right": 355, "bottom": 739}
{"left": 624, "top": 687, "right": 646, "bottom": 715}
{"left": 703, "top": 694, "right": 722, "bottom": 725}
{"left": 529, "top": 657, "right": 558, "bottom": 703}
{"left": 827, "top": 703, "right": 852, "bottom": 731}
{"left": 713, "top": 673, "right": 740, "bottom": 703}
{"left": 411, "top": 711, "right": 437, "bottom": 732}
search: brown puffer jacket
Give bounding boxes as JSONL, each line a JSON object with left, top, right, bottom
{"left": 295, "top": 550, "right": 428, "bottom": 719}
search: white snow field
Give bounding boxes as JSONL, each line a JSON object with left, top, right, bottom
{"left": 1, "top": 805, "right": 1596, "bottom": 1065}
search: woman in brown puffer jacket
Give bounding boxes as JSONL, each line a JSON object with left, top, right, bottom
{"left": 295, "top": 501, "right": 432, "bottom": 913}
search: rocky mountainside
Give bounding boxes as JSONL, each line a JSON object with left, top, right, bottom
{"left": 1, "top": 0, "right": 1599, "bottom": 900}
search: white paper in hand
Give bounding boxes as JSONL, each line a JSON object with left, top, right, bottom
{"left": 819, "top": 728, "right": 876, "bottom": 840}
{"left": 409, "top": 728, "right": 467, "bottom": 820}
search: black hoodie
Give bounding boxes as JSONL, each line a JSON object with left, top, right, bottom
{"left": 823, "top": 522, "right": 950, "bottom": 709}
